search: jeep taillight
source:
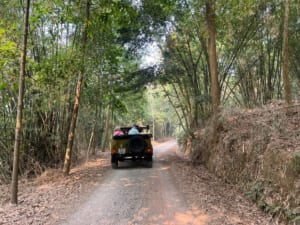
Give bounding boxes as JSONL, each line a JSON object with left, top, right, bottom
{"left": 111, "top": 148, "right": 117, "bottom": 154}
{"left": 146, "top": 148, "right": 152, "bottom": 153}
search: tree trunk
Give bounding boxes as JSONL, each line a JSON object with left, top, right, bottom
{"left": 11, "top": 0, "right": 30, "bottom": 204}
{"left": 206, "top": 0, "right": 220, "bottom": 114}
{"left": 282, "top": 0, "right": 291, "bottom": 104}
{"left": 63, "top": 0, "right": 90, "bottom": 175}
{"left": 86, "top": 122, "right": 95, "bottom": 162}
{"left": 101, "top": 105, "right": 111, "bottom": 152}
{"left": 91, "top": 105, "right": 99, "bottom": 155}
{"left": 152, "top": 117, "right": 155, "bottom": 141}
{"left": 149, "top": 90, "right": 155, "bottom": 141}
{"left": 63, "top": 75, "right": 83, "bottom": 174}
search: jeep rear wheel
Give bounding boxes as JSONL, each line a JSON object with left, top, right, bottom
{"left": 111, "top": 160, "right": 118, "bottom": 169}
{"left": 144, "top": 155, "right": 152, "bottom": 168}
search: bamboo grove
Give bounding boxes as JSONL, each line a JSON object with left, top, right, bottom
{"left": 1, "top": 0, "right": 299, "bottom": 186}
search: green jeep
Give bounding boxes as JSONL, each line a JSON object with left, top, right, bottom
{"left": 110, "top": 125, "right": 153, "bottom": 168}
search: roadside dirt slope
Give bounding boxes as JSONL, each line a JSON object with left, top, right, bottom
{"left": 189, "top": 101, "right": 300, "bottom": 224}
{"left": 1, "top": 140, "right": 273, "bottom": 225}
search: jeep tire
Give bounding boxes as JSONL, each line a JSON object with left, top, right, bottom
{"left": 111, "top": 160, "right": 118, "bottom": 169}
{"left": 145, "top": 160, "right": 152, "bottom": 168}
{"left": 144, "top": 155, "right": 152, "bottom": 168}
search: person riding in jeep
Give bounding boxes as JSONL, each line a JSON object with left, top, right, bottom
{"left": 128, "top": 124, "right": 139, "bottom": 135}
{"left": 113, "top": 126, "right": 124, "bottom": 136}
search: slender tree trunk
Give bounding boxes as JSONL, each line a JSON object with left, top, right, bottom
{"left": 11, "top": 0, "right": 30, "bottom": 204}
{"left": 282, "top": 0, "right": 291, "bottom": 104}
{"left": 91, "top": 106, "right": 98, "bottom": 155}
{"left": 170, "top": 82, "right": 190, "bottom": 131}
{"left": 101, "top": 105, "right": 111, "bottom": 152}
{"left": 206, "top": 0, "right": 220, "bottom": 114}
{"left": 63, "top": 0, "right": 90, "bottom": 175}
{"left": 86, "top": 122, "right": 95, "bottom": 162}
{"left": 162, "top": 85, "right": 193, "bottom": 137}
{"left": 152, "top": 118, "right": 155, "bottom": 141}
{"left": 63, "top": 75, "right": 83, "bottom": 174}
{"left": 149, "top": 90, "right": 155, "bottom": 141}
{"left": 86, "top": 108, "right": 98, "bottom": 158}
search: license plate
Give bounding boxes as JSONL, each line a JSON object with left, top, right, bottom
{"left": 119, "top": 148, "right": 126, "bottom": 154}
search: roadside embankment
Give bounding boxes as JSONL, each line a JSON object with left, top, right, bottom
{"left": 182, "top": 101, "right": 300, "bottom": 224}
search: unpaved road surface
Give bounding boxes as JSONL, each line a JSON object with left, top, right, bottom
{"left": 0, "top": 140, "right": 274, "bottom": 224}
{"left": 61, "top": 141, "right": 197, "bottom": 225}
{"left": 60, "top": 140, "right": 274, "bottom": 225}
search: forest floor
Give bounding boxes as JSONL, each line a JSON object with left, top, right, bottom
{"left": 0, "top": 139, "right": 275, "bottom": 225}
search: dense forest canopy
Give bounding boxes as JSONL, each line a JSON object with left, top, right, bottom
{"left": 1, "top": 0, "right": 299, "bottom": 182}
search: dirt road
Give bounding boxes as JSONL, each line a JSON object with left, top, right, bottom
{"left": 0, "top": 139, "right": 277, "bottom": 225}
{"left": 60, "top": 140, "right": 274, "bottom": 225}
{"left": 61, "top": 140, "right": 200, "bottom": 225}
